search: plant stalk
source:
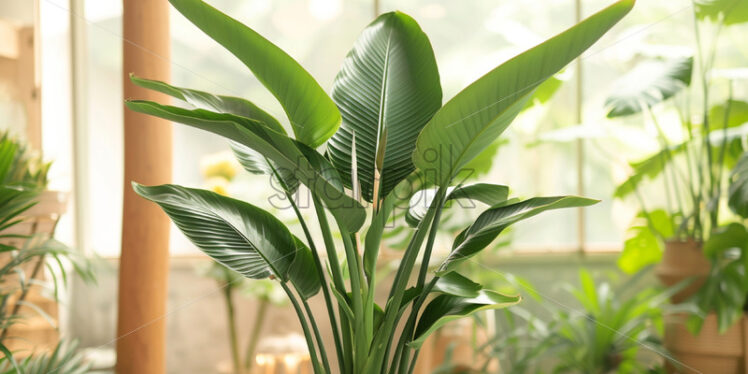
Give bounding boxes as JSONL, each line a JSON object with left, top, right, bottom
{"left": 280, "top": 282, "right": 326, "bottom": 374}
{"left": 222, "top": 283, "right": 243, "bottom": 374}
{"left": 243, "top": 298, "right": 268, "bottom": 372}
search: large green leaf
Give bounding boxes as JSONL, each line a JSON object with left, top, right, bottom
{"left": 709, "top": 100, "right": 748, "bottom": 131}
{"left": 230, "top": 142, "right": 300, "bottom": 193}
{"left": 169, "top": 0, "right": 340, "bottom": 147}
{"left": 289, "top": 236, "right": 322, "bottom": 299}
{"left": 617, "top": 210, "right": 673, "bottom": 274}
{"left": 126, "top": 101, "right": 366, "bottom": 232}
{"left": 432, "top": 272, "right": 482, "bottom": 298}
{"left": 605, "top": 57, "right": 693, "bottom": 118}
{"left": 696, "top": 0, "right": 748, "bottom": 25}
{"left": 130, "top": 75, "right": 284, "bottom": 133}
{"left": 413, "top": 0, "right": 634, "bottom": 186}
{"left": 406, "top": 183, "right": 509, "bottom": 227}
{"left": 328, "top": 11, "right": 442, "bottom": 202}
{"left": 437, "top": 196, "right": 598, "bottom": 274}
{"left": 133, "top": 183, "right": 295, "bottom": 281}
{"left": 410, "top": 290, "right": 521, "bottom": 348}
{"left": 129, "top": 76, "right": 303, "bottom": 193}
{"left": 729, "top": 151, "right": 748, "bottom": 218}
{"left": 614, "top": 141, "right": 689, "bottom": 198}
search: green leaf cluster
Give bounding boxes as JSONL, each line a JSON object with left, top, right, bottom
{"left": 128, "top": 1, "right": 633, "bottom": 372}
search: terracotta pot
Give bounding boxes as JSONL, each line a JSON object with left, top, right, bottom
{"left": 664, "top": 313, "right": 745, "bottom": 374}
{"left": 655, "top": 239, "right": 710, "bottom": 303}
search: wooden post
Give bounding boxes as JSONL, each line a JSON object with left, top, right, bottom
{"left": 116, "top": 1, "right": 171, "bottom": 373}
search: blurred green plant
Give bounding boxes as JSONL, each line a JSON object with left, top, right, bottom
{"left": 0, "top": 131, "right": 50, "bottom": 190}
{"left": 608, "top": 2, "right": 748, "bottom": 273}
{"left": 0, "top": 134, "right": 93, "bottom": 372}
{"left": 685, "top": 150, "right": 748, "bottom": 333}
{"left": 546, "top": 269, "right": 674, "bottom": 373}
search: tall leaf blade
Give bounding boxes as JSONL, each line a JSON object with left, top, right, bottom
{"left": 126, "top": 101, "right": 367, "bottom": 232}
{"left": 438, "top": 196, "right": 598, "bottom": 274}
{"left": 289, "top": 236, "right": 322, "bottom": 299}
{"left": 130, "top": 75, "right": 285, "bottom": 133}
{"left": 605, "top": 57, "right": 693, "bottom": 118}
{"left": 406, "top": 183, "right": 509, "bottom": 227}
{"left": 230, "top": 142, "right": 300, "bottom": 193}
{"left": 696, "top": 0, "right": 748, "bottom": 25}
{"left": 413, "top": 0, "right": 634, "bottom": 185}
{"left": 169, "top": 0, "right": 341, "bottom": 147}
{"left": 410, "top": 290, "right": 521, "bottom": 348}
{"left": 328, "top": 11, "right": 442, "bottom": 201}
{"left": 133, "top": 183, "right": 296, "bottom": 280}
{"left": 729, "top": 151, "right": 748, "bottom": 218}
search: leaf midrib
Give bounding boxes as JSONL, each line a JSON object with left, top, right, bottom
{"left": 372, "top": 27, "right": 395, "bottom": 191}
{"left": 170, "top": 196, "right": 284, "bottom": 279}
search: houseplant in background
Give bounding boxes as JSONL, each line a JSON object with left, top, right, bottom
{"left": 598, "top": 0, "right": 748, "bottom": 371}
{"left": 443, "top": 268, "right": 679, "bottom": 373}
{"left": 662, "top": 149, "right": 748, "bottom": 373}
{"left": 0, "top": 133, "right": 93, "bottom": 372}
{"left": 127, "top": 0, "right": 633, "bottom": 373}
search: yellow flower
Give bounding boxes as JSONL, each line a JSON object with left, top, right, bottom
{"left": 205, "top": 177, "right": 230, "bottom": 196}
{"left": 200, "top": 151, "right": 238, "bottom": 181}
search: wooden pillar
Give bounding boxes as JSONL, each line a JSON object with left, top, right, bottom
{"left": 116, "top": 1, "right": 171, "bottom": 373}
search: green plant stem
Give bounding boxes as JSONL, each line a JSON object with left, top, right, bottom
{"left": 396, "top": 278, "right": 438, "bottom": 374}
{"left": 642, "top": 104, "right": 684, "bottom": 218}
{"left": 269, "top": 162, "right": 345, "bottom": 373}
{"left": 313, "top": 197, "right": 354, "bottom": 373}
{"left": 243, "top": 298, "right": 268, "bottom": 372}
{"left": 714, "top": 83, "right": 734, "bottom": 212}
{"left": 222, "top": 284, "right": 243, "bottom": 374}
{"left": 338, "top": 226, "right": 367, "bottom": 372}
{"left": 397, "top": 192, "right": 447, "bottom": 373}
{"left": 369, "top": 186, "right": 447, "bottom": 374}
{"left": 302, "top": 299, "right": 333, "bottom": 374}
{"left": 280, "top": 282, "right": 326, "bottom": 374}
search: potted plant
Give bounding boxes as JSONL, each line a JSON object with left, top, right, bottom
{"left": 127, "top": 0, "right": 633, "bottom": 372}
{"left": 661, "top": 150, "right": 748, "bottom": 374}
{"left": 600, "top": 1, "right": 748, "bottom": 370}
{"left": 607, "top": 0, "right": 748, "bottom": 286}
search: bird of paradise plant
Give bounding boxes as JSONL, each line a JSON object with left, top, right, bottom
{"left": 126, "top": 0, "right": 633, "bottom": 373}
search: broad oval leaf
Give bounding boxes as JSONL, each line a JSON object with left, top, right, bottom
{"left": 413, "top": 0, "right": 634, "bottom": 186}
{"left": 328, "top": 11, "right": 442, "bottom": 202}
{"left": 729, "top": 151, "right": 748, "bottom": 218}
{"left": 230, "top": 142, "right": 300, "bottom": 193}
{"left": 130, "top": 75, "right": 284, "bottom": 133}
{"left": 437, "top": 196, "right": 598, "bottom": 274}
{"left": 169, "top": 0, "right": 340, "bottom": 147}
{"left": 432, "top": 272, "right": 482, "bottom": 298}
{"left": 696, "top": 0, "right": 748, "bottom": 25}
{"left": 133, "top": 183, "right": 295, "bottom": 280}
{"left": 410, "top": 290, "right": 521, "bottom": 348}
{"left": 605, "top": 57, "right": 693, "bottom": 118}
{"left": 289, "top": 236, "right": 322, "bottom": 299}
{"left": 126, "top": 100, "right": 366, "bottom": 232}
{"left": 614, "top": 141, "right": 689, "bottom": 198}
{"left": 406, "top": 183, "right": 509, "bottom": 227}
